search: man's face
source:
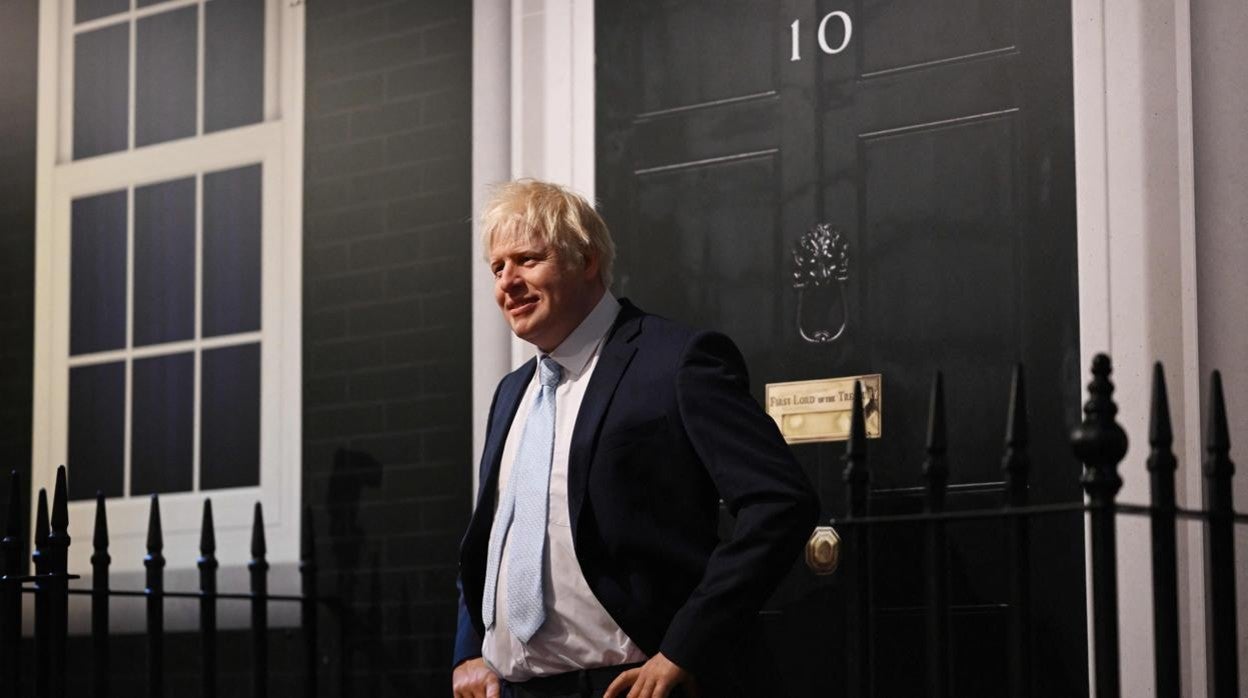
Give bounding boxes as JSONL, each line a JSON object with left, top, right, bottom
{"left": 489, "top": 234, "right": 600, "bottom": 352}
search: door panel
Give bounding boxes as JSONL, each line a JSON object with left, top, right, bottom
{"left": 598, "top": 0, "right": 1085, "bottom": 695}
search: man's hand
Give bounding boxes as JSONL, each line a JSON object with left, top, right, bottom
{"left": 452, "top": 657, "right": 501, "bottom": 698}
{"left": 603, "top": 653, "right": 699, "bottom": 698}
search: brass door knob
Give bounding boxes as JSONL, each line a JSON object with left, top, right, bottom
{"left": 805, "top": 525, "right": 841, "bottom": 575}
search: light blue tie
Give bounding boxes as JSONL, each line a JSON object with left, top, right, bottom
{"left": 481, "top": 356, "right": 562, "bottom": 643}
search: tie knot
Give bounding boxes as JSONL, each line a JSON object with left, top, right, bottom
{"left": 538, "top": 357, "right": 562, "bottom": 388}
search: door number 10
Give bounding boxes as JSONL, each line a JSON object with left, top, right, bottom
{"left": 790, "top": 12, "right": 853, "bottom": 61}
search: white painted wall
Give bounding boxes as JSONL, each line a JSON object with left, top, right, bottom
{"left": 1191, "top": 0, "right": 1248, "bottom": 684}
{"left": 470, "top": 0, "right": 595, "bottom": 497}
{"left": 1072, "top": 0, "right": 1205, "bottom": 693}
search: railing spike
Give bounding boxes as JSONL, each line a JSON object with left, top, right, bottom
{"left": 1147, "top": 363, "right": 1181, "bottom": 698}
{"left": 198, "top": 498, "right": 218, "bottom": 698}
{"left": 33, "top": 487, "right": 49, "bottom": 698}
{"left": 50, "top": 466, "right": 69, "bottom": 536}
{"left": 146, "top": 494, "right": 163, "bottom": 554}
{"left": 34, "top": 488, "right": 49, "bottom": 553}
{"left": 1203, "top": 369, "right": 1239, "bottom": 697}
{"left": 1149, "top": 363, "right": 1174, "bottom": 451}
{"left": 145, "top": 494, "right": 165, "bottom": 698}
{"left": 93, "top": 492, "right": 109, "bottom": 551}
{"left": 842, "top": 379, "right": 870, "bottom": 513}
{"left": 251, "top": 502, "right": 266, "bottom": 558}
{"left": 200, "top": 498, "right": 216, "bottom": 556}
{"left": 250, "top": 502, "right": 269, "bottom": 698}
{"left": 1205, "top": 370, "right": 1232, "bottom": 468}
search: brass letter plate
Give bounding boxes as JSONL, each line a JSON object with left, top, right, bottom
{"left": 765, "top": 374, "right": 882, "bottom": 444}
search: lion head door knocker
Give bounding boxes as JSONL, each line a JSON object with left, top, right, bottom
{"left": 791, "top": 224, "right": 850, "bottom": 344}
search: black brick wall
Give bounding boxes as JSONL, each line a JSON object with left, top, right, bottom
{"left": 0, "top": 0, "right": 473, "bottom": 694}
{"left": 303, "top": 0, "right": 474, "bottom": 695}
{"left": 0, "top": 0, "right": 37, "bottom": 553}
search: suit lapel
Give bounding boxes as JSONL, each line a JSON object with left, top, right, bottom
{"left": 567, "top": 301, "right": 643, "bottom": 538}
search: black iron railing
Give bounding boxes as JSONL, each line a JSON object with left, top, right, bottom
{"left": 830, "top": 355, "right": 1244, "bottom": 698}
{"left": 0, "top": 472, "right": 334, "bottom": 698}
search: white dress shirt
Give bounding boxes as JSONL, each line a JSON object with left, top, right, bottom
{"left": 482, "top": 291, "right": 648, "bottom": 681}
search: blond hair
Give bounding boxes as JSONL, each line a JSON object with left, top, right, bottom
{"left": 480, "top": 179, "right": 615, "bottom": 288}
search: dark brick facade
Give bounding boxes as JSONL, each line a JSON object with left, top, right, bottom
{"left": 0, "top": 0, "right": 37, "bottom": 565}
{"left": 303, "top": 0, "right": 474, "bottom": 695}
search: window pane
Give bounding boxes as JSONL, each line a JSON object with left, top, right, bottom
{"left": 135, "top": 7, "right": 197, "bottom": 147}
{"left": 201, "top": 343, "right": 259, "bottom": 490}
{"left": 76, "top": 0, "right": 128, "bottom": 24}
{"left": 203, "top": 165, "right": 261, "bottom": 336}
{"left": 71, "top": 190, "right": 127, "bottom": 355}
{"left": 137, "top": 0, "right": 179, "bottom": 7}
{"left": 74, "top": 24, "right": 128, "bottom": 159}
{"left": 131, "top": 353, "right": 194, "bottom": 495}
{"left": 134, "top": 177, "right": 195, "bottom": 346}
{"left": 205, "top": 0, "right": 265, "bottom": 133}
{"left": 68, "top": 362, "right": 125, "bottom": 501}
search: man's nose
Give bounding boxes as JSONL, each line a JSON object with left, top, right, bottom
{"left": 496, "top": 262, "right": 520, "bottom": 289}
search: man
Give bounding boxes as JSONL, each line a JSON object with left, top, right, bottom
{"left": 453, "top": 180, "right": 817, "bottom": 698}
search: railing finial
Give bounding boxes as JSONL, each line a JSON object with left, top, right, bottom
{"left": 1072, "top": 353, "right": 1128, "bottom": 503}
{"left": 146, "top": 494, "right": 163, "bottom": 556}
{"left": 34, "top": 489, "right": 49, "bottom": 555}
{"left": 251, "top": 503, "right": 267, "bottom": 559}
{"left": 200, "top": 498, "right": 216, "bottom": 557}
{"left": 50, "top": 466, "right": 69, "bottom": 539}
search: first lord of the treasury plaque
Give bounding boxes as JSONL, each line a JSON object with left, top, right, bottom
{"left": 764, "top": 374, "right": 882, "bottom": 444}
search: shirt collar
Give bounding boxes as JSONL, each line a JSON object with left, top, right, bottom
{"left": 543, "top": 290, "right": 620, "bottom": 380}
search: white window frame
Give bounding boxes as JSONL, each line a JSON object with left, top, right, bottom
{"left": 31, "top": 0, "right": 305, "bottom": 576}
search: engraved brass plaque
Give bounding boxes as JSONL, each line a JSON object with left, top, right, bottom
{"left": 765, "top": 374, "right": 882, "bottom": 444}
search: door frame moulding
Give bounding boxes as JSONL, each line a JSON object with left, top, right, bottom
{"left": 1071, "top": 0, "right": 1205, "bottom": 694}
{"left": 471, "top": 0, "right": 595, "bottom": 499}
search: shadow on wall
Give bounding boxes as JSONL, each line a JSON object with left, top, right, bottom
{"left": 327, "top": 448, "right": 429, "bottom": 695}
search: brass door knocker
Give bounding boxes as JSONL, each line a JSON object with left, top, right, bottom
{"left": 792, "top": 224, "right": 850, "bottom": 344}
{"left": 805, "top": 525, "right": 841, "bottom": 575}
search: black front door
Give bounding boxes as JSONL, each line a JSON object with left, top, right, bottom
{"left": 597, "top": 1, "right": 1086, "bottom": 695}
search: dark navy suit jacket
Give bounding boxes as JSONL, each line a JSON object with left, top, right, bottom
{"left": 454, "top": 300, "right": 817, "bottom": 686}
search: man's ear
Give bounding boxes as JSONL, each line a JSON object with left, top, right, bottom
{"left": 582, "top": 250, "right": 601, "bottom": 282}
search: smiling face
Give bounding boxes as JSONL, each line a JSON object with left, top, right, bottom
{"left": 489, "top": 232, "right": 604, "bottom": 353}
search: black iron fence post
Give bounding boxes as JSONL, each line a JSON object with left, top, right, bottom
{"left": 301, "top": 507, "right": 318, "bottom": 698}
{"left": 843, "top": 380, "right": 872, "bottom": 698}
{"left": 47, "top": 467, "right": 70, "bottom": 698}
{"left": 251, "top": 503, "right": 269, "bottom": 698}
{"left": 33, "top": 488, "right": 49, "bottom": 698}
{"left": 92, "top": 492, "right": 111, "bottom": 698}
{"left": 1002, "top": 365, "right": 1031, "bottom": 698}
{"left": 1072, "top": 354, "right": 1128, "bottom": 698}
{"left": 1, "top": 471, "right": 23, "bottom": 697}
{"left": 145, "top": 496, "right": 164, "bottom": 698}
{"left": 922, "top": 372, "right": 950, "bottom": 698}
{"left": 1202, "top": 371, "right": 1239, "bottom": 698}
{"left": 199, "top": 499, "right": 218, "bottom": 698}
{"left": 1146, "top": 364, "right": 1180, "bottom": 698}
